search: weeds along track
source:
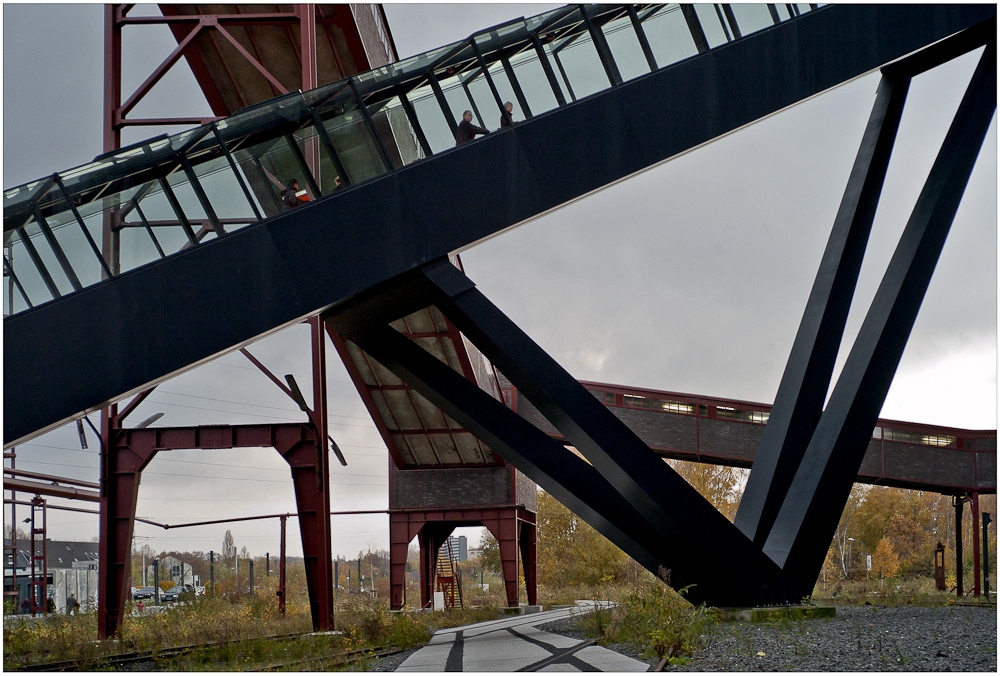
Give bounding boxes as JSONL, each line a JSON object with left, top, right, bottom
{"left": 258, "top": 645, "right": 403, "bottom": 671}
{"left": 12, "top": 633, "right": 398, "bottom": 671}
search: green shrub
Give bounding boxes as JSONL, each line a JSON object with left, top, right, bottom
{"left": 386, "top": 614, "right": 432, "bottom": 648}
{"left": 607, "top": 581, "right": 714, "bottom": 660}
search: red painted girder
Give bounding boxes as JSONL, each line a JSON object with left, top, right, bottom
{"left": 113, "top": 423, "right": 313, "bottom": 453}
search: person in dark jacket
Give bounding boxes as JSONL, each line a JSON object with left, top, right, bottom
{"left": 455, "top": 110, "right": 490, "bottom": 146}
{"left": 280, "top": 179, "right": 301, "bottom": 209}
{"left": 500, "top": 101, "right": 515, "bottom": 128}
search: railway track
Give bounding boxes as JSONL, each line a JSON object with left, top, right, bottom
{"left": 12, "top": 633, "right": 398, "bottom": 671}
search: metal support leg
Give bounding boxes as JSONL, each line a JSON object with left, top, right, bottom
{"left": 737, "top": 73, "right": 909, "bottom": 545}
{"left": 98, "top": 413, "right": 158, "bottom": 638}
{"left": 482, "top": 515, "right": 519, "bottom": 607}
{"left": 414, "top": 261, "right": 784, "bottom": 600}
{"left": 520, "top": 514, "right": 537, "bottom": 606}
{"left": 389, "top": 512, "right": 415, "bottom": 610}
{"left": 325, "top": 309, "right": 784, "bottom": 605}
{"left": 764, "top": 45, "right": 997, "bottom": 591}
{"left": 275, "top": 427, "right": 334, "bottom": 631}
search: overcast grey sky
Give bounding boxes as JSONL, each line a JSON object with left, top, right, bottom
{"left": 3, "top": 3, "right": 996, "bottom": 559}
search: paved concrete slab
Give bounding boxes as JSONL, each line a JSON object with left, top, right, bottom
{"left": 396, "top": 601, "right": 649, "bottom": 672}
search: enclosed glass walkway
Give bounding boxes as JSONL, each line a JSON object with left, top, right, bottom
{"left": 3, "top": 3, "right": 820, "bottom": 316}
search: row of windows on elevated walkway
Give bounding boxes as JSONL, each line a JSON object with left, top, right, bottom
{"left": 3, "top": 3, "right": 820, "bottom": 316}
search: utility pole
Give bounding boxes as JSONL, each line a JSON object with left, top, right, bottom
{"left": 984, "top": 513, "right": 992, "bottom": 598}
{"left": 153, "top": 560, "right": 160, "bottom": 605}
{"left": 278, "top": 515, "right": 287, "bottom": 616}
{"left": 209, "top": 551, "right": 215, "bottom": 597}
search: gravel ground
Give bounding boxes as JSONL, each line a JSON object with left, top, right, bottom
{"left": 371, "top": 647, "right": 422, "bottom": 672}
{"left": 538, "top": 605, "right": 997, "bottom": 672}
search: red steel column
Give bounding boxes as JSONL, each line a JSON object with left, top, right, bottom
{"left": 520, "top": 510, "right": 537, "bottom": 606}
{"left": 417, "top": 528, "right": 434, "bottom": 608}
{"left": 276, "top": 429, "right": 334, "bottom": 630}
{"left": 483, "top": 510, "right": 520, "bottom": 607}
{"left": 97, "top": 412, "right": 158, "bottom": 639}
{"left": 389, "top": 512, "right": 423, "bottom": 610}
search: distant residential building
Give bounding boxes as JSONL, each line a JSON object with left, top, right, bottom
{"left": 4, "top": 539, "right": 99, "bottom": 614}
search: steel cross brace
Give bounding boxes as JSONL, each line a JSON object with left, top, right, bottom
{"left": 326, "top": 281, "right": 787, "bottom": 605}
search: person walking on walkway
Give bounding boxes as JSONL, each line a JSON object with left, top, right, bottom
{"left": 66, "top": 593, "right": 80, "bottom": 616}
{"left": 455, "top": 110, "right": 490, "bottom": 145}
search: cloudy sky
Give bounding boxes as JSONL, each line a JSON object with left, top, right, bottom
{"left": 3, "top": 3, "right": 996, "bottom": 560}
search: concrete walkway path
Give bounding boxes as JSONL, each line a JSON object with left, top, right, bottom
{"left": 395, "top": 601, "right": 649, "bottom": 672}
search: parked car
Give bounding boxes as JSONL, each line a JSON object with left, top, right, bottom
{"left": 132, "top": 586, "right": 156, "bottom": 600}
{"left": 160, "top": 587, "right": 183, "bottom": 602}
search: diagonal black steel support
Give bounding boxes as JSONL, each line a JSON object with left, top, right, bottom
{"left": 404, "top": 260, "right": 788, "bottom": 601}
{"left": 334, "top": 324, "right": 658, "bottom": 577}
{"left": 326, "top": 312, "right": 786, "bottom": 605}
{"left": 763, "top": 42, "right": 996, "bottom": 589}
{"left": 735, "top": 73, "right": 910, "bottom": 546}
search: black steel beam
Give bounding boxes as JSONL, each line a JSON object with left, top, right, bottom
{"left": 763, "top": 42, "right": 997, "bottom": 590}
{"left": 6, "top": 5, "right": 994, "bottom": 447}
{"left": 328, "top": 310, "right": 786, "bottom": 604}
{"left": 735, "top": 72, "right": 910, "bottom": 546}
{"left": 404, "top": 260, "right": 789, "bottom": 599}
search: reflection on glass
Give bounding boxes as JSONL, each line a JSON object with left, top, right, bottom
{"left": 240, "top": 136, "right": 304, "bottom": 208}
{"left": 549, "top": 32, "right": 608, "bottom": 101}
{"left": 730, "top": 4, "right": 776, "bottom": 36}
{"left": 436, "top": 72, "right": 479, "bottom": 133}
{"left": 601, "top": 14, "right": 651, "bottom": 83}
{"left": 641, "top": 6, "right": 698, "bottom": 68}
{"left": 118, "top": 222, "right": 164, "bottom": 274}
{"left": 322, "top": 105, "right": 390, "bottom": 184}
{"left": 166, "top": 171, "right": 208, "bottom": 229}
{"left": 192, "top": 155, "right": 259, "bottom": 234}
{"left": 509, "top": 49, "right": 561, "bottom": 115}
{"left": 367, "top": 98, "right": 409, "bottom": 170}
{"left": 151, "top": 225, "right": 195, "bottom": 258}
{"left": 465, "top": 71, "right": 503, "bottom": 131}
{"left": 41, "top": 205, "right": 102, "bottom": 289}
{"left": 409, "top": 84, "right": 455, "bottom": 154}
{"left": 694, "top": 5, "right": 730, "bottom": 48}
{"left": 6, "top": 228, "right": 58, "bottom": 305}
{"left": 21, "top": 220, "right": 74, "bottom": 296}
